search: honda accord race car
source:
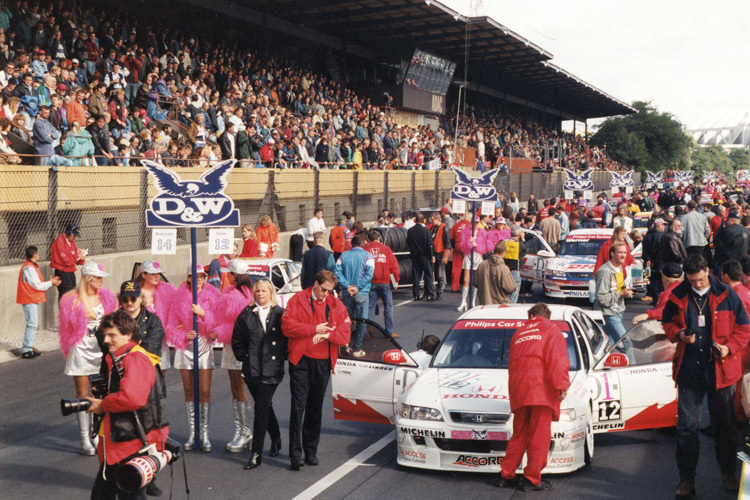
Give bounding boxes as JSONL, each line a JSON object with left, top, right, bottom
{"left": 237, "top": 257, "right": 301, "bottom": 306}
{"left": 543, "top": 229, "right": 647, "bottom": 299}
{"left": 331, "top": 305, "right": 677, "bottom": 474}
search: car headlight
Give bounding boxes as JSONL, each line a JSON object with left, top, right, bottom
{"left": 400, "top": 404, "right": 444, "bottom": 421}
{"left": 559, "top": 409, "right": 576, "bottom": 422}
{"left": 546, "top": 269, "right": 566, "bottom": 278}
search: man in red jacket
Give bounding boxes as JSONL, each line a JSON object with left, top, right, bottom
{"left": 719, "top": 260, "right": 750, "bottom": 423}
{"left": 282, "top": 270, "right": 351, "bottom": 470}
{"left": 662, "top": 254, "right": 750, "bottom": 498}
{"left": 498, "top": 303, "right": 570, "bottom": 492}
{"left": 365, "top": 230, "right": 400, "bottom": 339}
{"left": 450, "top": 212, "right": 471, "bottom": 292}
{"left": 50, "top": 223, "right": 86, "bottom": 301}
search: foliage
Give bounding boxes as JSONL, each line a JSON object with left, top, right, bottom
{"left": 729, "top": 149, "right": 750, "bottom": 171}
{"left": 690, "top": 145, "right": 733, "bottom": 174}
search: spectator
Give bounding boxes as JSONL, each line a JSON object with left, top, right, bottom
{"left": 87, "top": 113, "right": 113, "bottom": 166}
{"left": 17, "top": 245, "right": 61, "bottom": 359}
{"left": 713, "top": 210, "right": 749, "bottom": 271}
{"left": 365, "top": 230, "right": 400, "bottom": 339}
{"left": 407, "top": 212, "right": 437, "bottom": 301}
{"left": 334, "top": 233, "right": 374, "bottom": 357}
{"left": 305, "top": 208, "right": 326, "bottom": 250}
{"left": 256, "top": 215, "right": 280, "bottom": 258}
{"left": 595, "top": 241, "right": 635, "bottom": 361}
{"left": 301, "top": 231, "right": 335, "bottom": 290}
{"left": 659, "top": 218, "right": 688, "bottom": 269}
{"left": 409, "top": 335, "right": 440, "bottom": 369}
{"left": 475, "top": 240, "right": 517, "bottom": 305}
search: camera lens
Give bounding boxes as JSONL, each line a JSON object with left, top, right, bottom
{"left": 60, "top": 398, "right": 92, "bottom": 416}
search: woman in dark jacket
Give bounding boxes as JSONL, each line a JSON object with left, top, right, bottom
{"left": 232, "top": 279, "right": 287, "bottom": 469}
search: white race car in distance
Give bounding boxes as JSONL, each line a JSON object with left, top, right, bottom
{"left": 331, "top": 305, "right": 677, "bottom": 474}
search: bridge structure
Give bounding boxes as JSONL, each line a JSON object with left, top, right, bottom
{"left": 687, "top": 112, "right": 750, "bottom": 149}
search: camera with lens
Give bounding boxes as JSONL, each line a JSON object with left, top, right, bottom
{"left": 116, "top": 437, "right": 182, "bottom": 492}
{"left": 60, "top": 374, "right": 107, "bottom": 416}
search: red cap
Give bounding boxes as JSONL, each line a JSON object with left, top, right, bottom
{"left": 440, "top": 207, "right": 450, "bottom": 213}
{"left": 139, "top": 109, "right": 147, "bottom": 115}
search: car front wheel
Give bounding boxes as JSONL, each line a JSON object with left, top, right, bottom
{"left": 584, "top": 402, "right": 594, "bottom": 465}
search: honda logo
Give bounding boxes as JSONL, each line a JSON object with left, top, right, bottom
{"left": 472, "top": 414, "right": 484, "bottom": 423}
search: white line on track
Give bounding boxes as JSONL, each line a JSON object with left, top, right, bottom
{"left": 291, "top": 431, "right": 395, "bottom": 500}
{"left": 395, "top": 299, "right": 414, "bottom": 307}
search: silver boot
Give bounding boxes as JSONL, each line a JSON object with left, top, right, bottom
{"left": 226, "top": 400, "right": 253, "bottom": 452}
{"left": 77, "top": 412, "right": 96, "bottom": 456}
{"left": 457, "top": 287, "right": 468, "bottom": 312}
{"left": 199, "top": 402, "right": 212, "bottom": 452}
{"left": 183, "top": 401, "right": 195, "bottom": 451}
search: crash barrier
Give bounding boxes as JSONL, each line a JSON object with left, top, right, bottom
{"left": 0, "top": 166, "right": 634, "bottom": 269}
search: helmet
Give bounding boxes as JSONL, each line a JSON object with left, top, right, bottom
{"left": 64, "top": 223, "right": 80, "bottom": 236}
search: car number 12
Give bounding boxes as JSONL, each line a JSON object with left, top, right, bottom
{"left": 597, "top": 400, "right": 621, "bottom": 421}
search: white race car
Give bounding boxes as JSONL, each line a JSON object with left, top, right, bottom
{"left": 331, "top": 305, "right": 677, "bottom": 474}
{"left": 543, "top": 229, "right": 647, "bottom": 299}
{"left": 238, "top": 257, "right": 302, "bottom": 306}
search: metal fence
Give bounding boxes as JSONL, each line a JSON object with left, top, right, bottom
{"left": 0, "top": 166, "right": 639, "bottom": 267}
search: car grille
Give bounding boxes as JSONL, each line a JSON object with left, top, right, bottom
{"left": 567, "top": 272, "right": 591, "bottom": 279}
{"left": 559, "top": 285, "right": 587, "bottom": 290}
{"left": 449, "top": 412, "right": 510, "bottom": 425}
{"left": 434, "top": 439, "right": 507, "bottom": 453}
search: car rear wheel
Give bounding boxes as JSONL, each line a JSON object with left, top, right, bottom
{"left": 584, "top": 402, "right": 594, "bottom": 465}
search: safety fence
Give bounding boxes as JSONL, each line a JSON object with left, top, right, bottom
{"left": 0, "top": 166, "right": 636, "bottom": 267}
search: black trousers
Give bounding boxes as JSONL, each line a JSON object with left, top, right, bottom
{"left": 411, "top": 255, "right": 435, "bottom": 299}
{"left": 91, "top": 462, "right": 146, "bottom": 500}
{"left": 55, "top": 270, "right": 76, "bottom": 302}
{"left": 245, "top": 378, "right": 281, "bottom": 455}
{"left": 288, "top": 356, "right": 331, "bottom": 461}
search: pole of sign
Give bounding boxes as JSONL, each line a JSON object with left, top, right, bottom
{"left": 468, "top": 202, "right": 476, "bottom": 308}
{"left": 191, "top": 227, "right": 199, "bottom": 451}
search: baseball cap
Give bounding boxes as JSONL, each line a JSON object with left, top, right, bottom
{"left": 440, "top": 207, "right": 450, "bottom": 214}
{"left": 187, "top": 263, "right": 207, "bottom": 276}
{"left": 336, "top": 215, "right": 346, "bottom": 222}
{"left": 71, "top": 58, "right": 79, "bottom": 64}
{"left": 82, "top": 262, "right": 110, "bottom": 277}
{"left": 222, "top": 259, "right": 249, "bottom": 274}
{"left": 728, "top": 210, "right": 741, "bottom": 219}
{"left": 653, "top": 218, "right": 666, "bottom": 225}
{"left": 140, "top": 260, "right": 161, "bottom": 274}
{"left": 662, "top": 262, "right": 683, "bottom": 279}
{"left": 139, "top": 108, "right": 147, "bottom": 116}
{"left": 65, "top": 223, "right": 81, "bottom": 236}
{"left": 267, "top": 138, "right": 275, "bottom": 145}
{"left": 495, "top": 216, "right": 506, "bottom": 225}
{"left": 119, "top": 280, "right": 141, "bottom": 298}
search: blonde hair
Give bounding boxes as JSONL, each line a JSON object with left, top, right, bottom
{"left": 76, "top": 274, "right": 101, "bottom": 319}
{"left": 251, "top": 279, "right": 278, "bottom": 307}
{"left": 242, "top": 224, "right": 256, "bottom": 239}
{"left": 6, "top": 96, "right": 19, "bottom": 114}
{"left": 259, "top": 215, "right": 272, "bottom": 227}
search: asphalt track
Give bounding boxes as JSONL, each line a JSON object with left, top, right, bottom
{"left": 0, "top": 284, "right": 741, "bottom": 500}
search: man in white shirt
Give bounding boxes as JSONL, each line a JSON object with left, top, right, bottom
{"left": 409, "top": 335, "right": 440, "bottom": 369}
{"left": 306, "top": 208, "right": 326, "bottom": 249}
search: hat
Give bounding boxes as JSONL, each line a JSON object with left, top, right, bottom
{"left": 222, "top": 259, "right": 249, "bottom": 275}
{"left": 187, "top": 263, "right": 207, "bottom": 275}
{"left": 440, "top": 207, "right": 450, "bottom": 214}
{"left": 139, "top": 108, "right": 147, "bottom": 116}
{"left": 495, "top": 216, "right": 506, "bottom": 225}
{"left": 57, "top": 83, "right": 66, "bottom": 91}
{"left": 267, "top": 138, "right": 275, "bottom": 145}
{"left": 119, "top": 280, "right": 141, "bottom": 298}
{"left": 82, "top": 262, "right": 110, "bottom": 277}
{"left": 728, "top": 210, "right": 741, "bottom": 219}
{"left": 336, "top": 215, "right": 346, "bottom": 222}
{"left": 662, "top": 262, "right": 683, "bottom": 279}
{"left": 71, "top": 58, "right": 79, "bottom": 64}
{"left": 37, "top": 49, "right": 45, "bottom": 54}
{"left": 140, "top": 260, "right": 161, "bottom": 274}
{"left": 653, "top": 218, "right": 666, "bottom": 225}
{"left": 271, "top": 129, "right": 279, "bottom": 135}
{"left": 64, "top": 223, "right": 80, "bottom": 236}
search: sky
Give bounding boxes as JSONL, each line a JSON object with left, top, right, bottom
{"left": 442, "top": 0, "right": 750, "bottom": 131}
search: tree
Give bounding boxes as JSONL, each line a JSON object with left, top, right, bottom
{"left": 591, "top": 101, "right": 692, "bottom": 172}
{"left": 729, "top": 148, "right": 750, "bottom": 171}
{"left": 690, "top": 144, "right": 733, "bottom": 175}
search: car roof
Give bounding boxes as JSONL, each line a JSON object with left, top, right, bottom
{"left": 567, "top": 228, "right": 613, "bottom": 237}
{"left": 458, "top": 304, "right": 581, "bottom": 322}
{"left": 238, "top": 257, "right": 292, "bottom": 266}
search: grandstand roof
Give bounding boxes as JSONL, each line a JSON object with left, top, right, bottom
{"left": 242, "top": 0, "right": 635, "bottom": 120}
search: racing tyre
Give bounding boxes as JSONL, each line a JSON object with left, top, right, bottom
{"left": 584, "top": 403, "right": 594, "bottom": 466}
{"left": 398, "top": 258, "right": 413, "bottom": 286}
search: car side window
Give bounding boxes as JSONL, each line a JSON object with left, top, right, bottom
{"left": 612, "top": 320, "right": 676, "bottom": 366}
{"left": 271, "top": 264, "right": 286, "bottom": 290}
{"left": 525, "top": 237, "right": 546, "bottom": 254}
{"left": 576, "top": 313, "right": 608, "bottom": 363}
{"left": 338, "top": 319, "right": 416, "bottom": 366}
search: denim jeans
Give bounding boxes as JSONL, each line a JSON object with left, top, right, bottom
{"left": 603, "top": 313, "right": 633, "bottom": 363}
{"left": 125, "top": 82, "right": 141, "bottom": 108}
{"left": 676, "top": 366, "right": 736, "bottom": 480}
{"left": 22, "top": 303, "right": 39, "bottom": 353}
{"left": 343, "top": 292, "right": 369, "bottom": 351}
{"left": 368, "top": 283, "right": 394, "bottom": 336}
{"left": 510, "top": 270, "right": 521, "bottom": 304}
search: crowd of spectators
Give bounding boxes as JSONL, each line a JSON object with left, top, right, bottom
{"left": 0, "top": 0, "right": 629, "bottom": 171}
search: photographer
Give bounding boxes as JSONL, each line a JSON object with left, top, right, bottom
{"left": 87, "top": 310, "right": 169, "bottom": 500}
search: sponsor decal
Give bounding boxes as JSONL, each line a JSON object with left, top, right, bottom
{"left": 452, "top": 455, "right": 502, "bottom": 467}
{"left": 399, "top": 427, "right": 446, "bottom": 438}
{"left": 399, "top": 449, "right": 427, "bottom": 463}
{"left": 469, "top": 384, "right": 504, "bottom": 394}
{"left": 443, "top": 393, "right": 508, "bottom": 400}
{"left": 593, "top": 422, "right": 626, "bottom": 431}
{"left": 549, "top": 456, "right": 575, "bottom": 464}
{"left": 563, "top": 168, "right": 595, "bottom": 192}
{"left": 454, "top": 320, "right": 526, "bottom": 329}
{"left": 451, "top": 167, "right": 500, "bottom": 202}
{"left": 571, "top": 431, "right": 585, "bottom": 443}
{"left": 551, "top": 432, "right": 566, "bottom": 439}
{"left": 624, "top": 367, "right": 658, "bottom": 375}
{"left": 451, "top": 430, "right": 509, "bottom": 441}
{"left": 427, "top": 371, "right": 491, "bottom": 389}
{"left": 514, "top": 334, "right": 542, "bottom": 345}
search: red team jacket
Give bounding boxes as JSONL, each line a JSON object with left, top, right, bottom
{"left": 364, "top": 241, "right": 399, "bottom": 284}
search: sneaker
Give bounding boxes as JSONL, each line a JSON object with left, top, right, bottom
{"left": 21, "top": 351, "right": 41, "bottom": 359}
{"left": 674, "top": 479, "right": 695, "bottom": 499}
{"left": 495, "top": 476, "right": 520, "bottom": 488}
{"left": 521, "top": 478, "right": 552, "bottom": 492}
{"left": 390, "top": 333, "right": 402, "bottom": 339}
{"left": 640, "top": 296, "right": 653, "bottom": 302}
{"left": 352, "top": 350, "right": 366, "bottom": 358}
{"left": 722, "top": 473, "right": 739, "bottom": 492}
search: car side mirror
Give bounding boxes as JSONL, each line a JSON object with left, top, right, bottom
{"left": 538, "top": 250, "right": 554, "bottom": 257}
{"left": 383, "top": 349, "right": 408, "bottom": 365}
{"left": 603, "top": 352, "right": 629, "bottom": 368}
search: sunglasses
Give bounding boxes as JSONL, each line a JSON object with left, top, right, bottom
{"left": 120, "top": 296, "right": 140, "bottom": 304}
{"left": 316, "top": 284, "right": 334, "bottom": 294}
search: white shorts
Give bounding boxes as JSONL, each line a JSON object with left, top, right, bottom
{"left": 64, "top": 334, "right": 102, "bottom": 376}
{"left": 220, "top": 345, "right": 243, "bottom": 370}
{"left": 462, "top": 253, "right": 483, "bottom": 270}
{"left": 173, "top": 337, "right": 215, "bottom": 370}
{"left": 160, "top": 342, "right": 171, "bottom": 370}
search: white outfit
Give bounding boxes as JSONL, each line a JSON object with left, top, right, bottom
{"left": 462, "top": 253, "right": 483, "bottom": 270}
{"left": 174, "top": 336, "right": 215, "bottom": 370}
{"left": 63, "top": 304, "right": 104, "bottom": 376}
{"left": 306, "top": 217, "right": 326, "bottom": 242}
{"left": 409, "top": 349, "right": 432, "bottom": 369}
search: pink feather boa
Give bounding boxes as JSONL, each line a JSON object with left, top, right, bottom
{"left": 485, "top": 228, "right": 511, "bottom": 248}
{"left": 459, "top": 227, "right": 494, "bottom": 256}
{"left": 165, "top": 282, "right": 221, "bottom": 350}
{"left": 213, "top": 285, "right": 253, "bottom": 344}
{"left": 145, "top": 281, "right": 175, "bottom": 327}
{"left": 58, "top": 287, "right": 117, "bottom": 357}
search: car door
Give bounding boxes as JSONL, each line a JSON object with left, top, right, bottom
{"left": 590, "top": 320, "right": 677, "bottom": 433}
{"left": 332, "top": 319, "right": 423, "bottom": 425}
{"left": 520, "top": 229, "right": 555, "bottom": 283}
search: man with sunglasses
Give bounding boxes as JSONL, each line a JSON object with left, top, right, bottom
{"left": 282, "top": 270, "right": 351, "bottom": 471}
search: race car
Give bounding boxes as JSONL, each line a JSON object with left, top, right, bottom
{"left": 237, "top": 257, "right": 302, "bottom": 306}
{"left": 543, "top": 229, "right": 646, "bottom": 299}
{"left": 633, "top": 212, "right": 652, "bottom": 236}
{"left": 330, "top": 305, "right": 677, "bottom": 474}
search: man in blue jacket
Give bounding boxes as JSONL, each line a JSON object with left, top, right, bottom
{"left": 32, "top": 105, "right": 60, "bottom": 165}
{"left": 335, "top": 233, "right": 374, "bottom": 358}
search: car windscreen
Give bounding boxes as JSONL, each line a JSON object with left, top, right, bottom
{"left": 433, "top": 320, "right": 579, "bottom": 370}
{"left": 558, "top": 236, "right": 607, "bottom": 256}
{"left": 634, "top": 217, "right": 649, "bottom": 229}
